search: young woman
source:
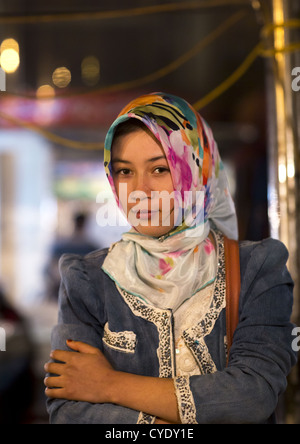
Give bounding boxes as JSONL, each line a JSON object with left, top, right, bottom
{"left": 44, "top": 92, "right": 297, "bottom": 424}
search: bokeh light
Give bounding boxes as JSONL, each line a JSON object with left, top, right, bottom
{"left": 36, "top": 84, "right": 55, "bottom": 98}
{"left": 81, "top": 56, "right": 100, "bottom": 86}
{"left": 52, "top": 66, "right": 71, "bottom": 88}
{"left": 0, "top": 38, "right": 20, "bottom": 73}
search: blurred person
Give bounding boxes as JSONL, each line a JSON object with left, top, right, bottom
{"left": 44, "top": 92, "right": 297, "bottom": 424}
{"left": 45, "top": 212, "right": 99, "bottom": 300}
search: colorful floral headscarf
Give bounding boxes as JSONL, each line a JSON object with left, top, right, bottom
{"left": 102, "top": 92, "right": 238, "bottom": 311}
{"left": 104, "top": 92, "right": 237, "bottom": 239}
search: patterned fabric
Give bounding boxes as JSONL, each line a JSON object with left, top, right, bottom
{"left": 102, "top": 92, "right": 238, "bottom": 311}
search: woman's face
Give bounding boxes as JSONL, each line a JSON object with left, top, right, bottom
{"left": 111, "top": 128, "right": 175, "bottom": 237}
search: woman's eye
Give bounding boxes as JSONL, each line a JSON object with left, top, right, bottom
{"left": 115, "top": 168, "right": 131, "bottom": 175}
{"left": 153, "top": 167, "right": 169, "bottom": 174}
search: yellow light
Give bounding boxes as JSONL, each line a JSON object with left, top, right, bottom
{"left": 52, "top": 67, "right": 71, "bottom": 88}
{"left": 0, "top": 38, "right": 19, "bottom": 53}
{"left": 278, "top": 163, "right": 287, "bottom": 184}
{"left": 0, "top": 48, "right": 20, "bottom": 73}
{"left": 273, "top": 0, "right": 285, "bottom": 52}
{"left": 36, "top": 84, "right": 55, "bottom": 99}
{"left": 0, "top": 38, "right": 20, "bottom": 74}
{"left": 251, "top": 0, "right": 261, "bottom": 11}
{"left": 287, "top": 162, "right": 295, "bottom": 179}
{"left": 81, "top": 56, "right": 100, "bottom": 86}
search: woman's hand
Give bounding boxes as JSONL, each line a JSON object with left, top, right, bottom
{"left": 44, "top": 340, "right": 114, "bottom": 404}
{"left": 45, "top": 339, "right": 181, "bottom": 422}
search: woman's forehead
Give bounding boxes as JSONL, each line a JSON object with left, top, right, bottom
{"left": 111, "top": 129, "right": 166, "bottom": 161}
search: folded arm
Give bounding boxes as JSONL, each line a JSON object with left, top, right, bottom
{"left": 45, "top": 339, "right": 180, "bottom": 423}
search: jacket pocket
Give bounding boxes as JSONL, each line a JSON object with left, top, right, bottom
{"left": 103, "top": 322, "right": 137, "bottom": 354}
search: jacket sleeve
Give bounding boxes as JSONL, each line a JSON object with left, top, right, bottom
{"left": 174, "top": 238, "right": 298, "bottom": 424}
{"left": 46, "top": 254, "right": 150, "bottom": 424}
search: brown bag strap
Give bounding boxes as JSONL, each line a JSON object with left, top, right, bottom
{"left": 224, "top": 236, "right": 241, "bottom": 364}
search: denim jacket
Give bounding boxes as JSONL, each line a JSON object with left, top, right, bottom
{"left": 46, "top": 231, "right": 297, "bottom": 424}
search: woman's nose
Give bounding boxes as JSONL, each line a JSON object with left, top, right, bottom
{"left": 134, "top": 174, "right": 152, "bottom": 195}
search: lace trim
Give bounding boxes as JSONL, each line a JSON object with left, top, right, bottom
{"left": 182, "top": 229, "right": 226, "bottom": 375}
{"left": 116, "top": 285, "right": 175, "bottom": 378}
{"left": 137, "top": 412, "right": 156, "bottom": 424}
{"left": 116, "top": 287, "right": 175, "bottom": 425}
{"left": 102, "top": 322, "right": 137, "bottom": 354}
{"left": 174, "top": 375, "right": 197, "bottom": 424}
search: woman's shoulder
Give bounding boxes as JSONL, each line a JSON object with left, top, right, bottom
{"left": 58, "top": 247, "right": 110, "bottom": 283}
{"left": 57, "top": 247, "right": 112, "bottom": 321}
{"left": 239, "top": 237, "right": 289, "bottom": 263}
{"left": 238, "top": 237, "right": 293, "bottom": 293}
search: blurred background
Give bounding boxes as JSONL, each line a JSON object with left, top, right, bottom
{"left": 0, "top": 0, "right": 299, "bottom": 424}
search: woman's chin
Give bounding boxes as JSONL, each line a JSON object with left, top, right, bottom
{"left": 133, "top": 224, "right": 173, "bottom": 238}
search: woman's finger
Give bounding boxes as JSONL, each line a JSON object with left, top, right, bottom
{"left": 44, "top": 361, "right": 65, "bottom": 375}
{"left": 45, "top": 386, "right": 66, "bottom": 399}
{"left": 44, "top": 375, "right": 63, "bottom": 389}
{"left": 50, "top": 348, "right": 73, "bottom": 362}
{"left": 66, "top": 339, "right": 101, "bottom": 355}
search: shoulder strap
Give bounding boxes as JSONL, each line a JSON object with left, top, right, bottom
{"left": 224, "top": 236, "right": 241, "bottom": 365}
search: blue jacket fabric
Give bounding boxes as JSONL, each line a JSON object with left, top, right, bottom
{"left": 46, "top": 231, "right": 297, "bottom": 424}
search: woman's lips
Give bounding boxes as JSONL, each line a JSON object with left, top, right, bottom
{"left": 136, "top": 210, "right": 159, "bottom": 220}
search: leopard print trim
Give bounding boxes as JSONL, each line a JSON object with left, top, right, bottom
{"left": 116, "top": 286, "right": 175, "bottom": 424}
{"left": 103, "top": 322, "right": 137, "bottom": 353}
{"left": 137, "top": 412, "right": 156, "bottom": 424}
{"left": 182, "top": 229, "right": 226, "bottom": 375}
{"left": 115, "top": 286, "right": 174, "bottom": 378}
{"left": 174, "top": 375, "right": 197, "bottom": 424}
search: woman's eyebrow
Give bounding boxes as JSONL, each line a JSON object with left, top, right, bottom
{"left": 147, "top": 155, "right": 167, "bottom": 162}
{"left": 112, "top": 155, "right": 166, "bottom": 164}
{"left": 111, "top": 158, "right": 131, "bottom": 164}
